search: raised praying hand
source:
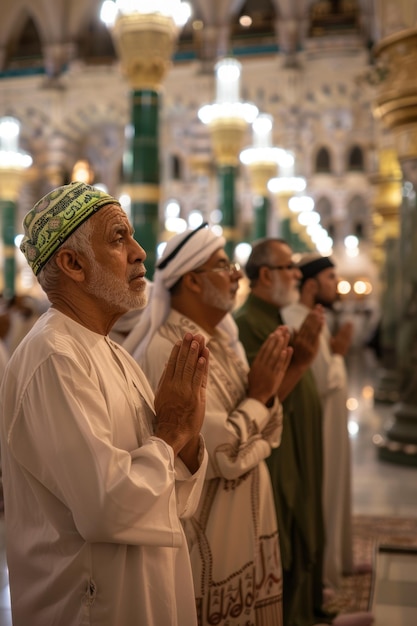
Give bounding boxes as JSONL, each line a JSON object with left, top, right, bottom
{"left": 154, "top": 333, "right": 209, "bottom": 465}
{"left": 247, "top": 325, "right": 293, "bottom": 405}
{"left": 291, "top": 304, "right": 325, "bottom": 368}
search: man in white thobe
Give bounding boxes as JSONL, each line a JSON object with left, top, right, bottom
{"left": 282, "top": 254, "right": 355, "bottom": 592}
{"left": 0, "top": 181, "right": 209, "bottom": 626}
{"left": 124, "top": 224, "right": 292, "bottom": 626}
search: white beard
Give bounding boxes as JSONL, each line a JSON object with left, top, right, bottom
{"left": 201, "top": 275, "right": 235, "bottom": 312}
{"left": 269, "top": 275, "right": 299, "bottom": 308}
{"left": 87, "top": 262, "right": 147, "bottom": 313}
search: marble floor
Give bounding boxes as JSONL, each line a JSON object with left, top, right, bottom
{"left": 0, "top": 346, "right": 416, "bottom": 625}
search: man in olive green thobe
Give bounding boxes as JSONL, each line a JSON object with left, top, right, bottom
{"left": 234, "top": 238, "right": 327, "bottom": 626}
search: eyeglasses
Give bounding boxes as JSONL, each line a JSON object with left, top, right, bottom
{"left": 194, "top": 262, "right": 241, "bottom": 275}
{"left": 263, "top": 263, "right": 297, "bottom": 271}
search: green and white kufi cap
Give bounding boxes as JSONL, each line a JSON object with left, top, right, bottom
{"left": 20, "top": 181, "right": 120, "bottom": 276}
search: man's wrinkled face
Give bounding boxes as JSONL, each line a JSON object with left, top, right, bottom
{"left": 86, "top": 204, "right": 148, "bottom": 313}
{"left": 194, "top": 249, "right": 243, "bottom": 313}
{"left": 267, "top": 242, "right": 301, "bottom": 307}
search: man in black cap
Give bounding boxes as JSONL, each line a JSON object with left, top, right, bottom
{"left": 282, "top": 253, "right": 372, "bottom": 615}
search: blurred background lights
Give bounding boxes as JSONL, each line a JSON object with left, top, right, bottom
{"left": 14, "top": 234, "right": 24, "bottom": 248}
{"left": 346, "top": 397, "right": 359, "bottom": 411}
{"left": 165, "top": 200, "right": 180, "bottom": 218}
{"left": 239, "top": 15, "right": 252, "bottom": 27}
{"left": 337, "top": 280, "right": 351, "bottom": 295}
{"left": 344, "top": 235, "right": 359, "bottom": 249}
{"left": 157, "top": 241, "right": 167, "bottom": 259}
{"left": 165, "top": 217, "right": 187, "bottom": 233}
{"left": 118, "top": 193, "right": 131, "bottom": 218}
{"left": 298, "top": 210, "right": 320, "bottom": 226}
{"left": 212, "top": 224, "right": 223, "bottom": 237}
{"left": 210, "top": 209, "right": 222, "bottom": 224}
{"left": 353, "top": 280, "right": 367, "bottom": 295}
{"left": 354, "top": 279, "right": 372, "bottom": 295}
{"left": 348, "top": 420, "right": 359, "bottom": 437}
{"left": 188, "top": 211, "right": 204, "bottom": 228}
{"left": 289, "top": 195, "right": 315, "bottom": 213}
{"left": 101, "top": 0, "right": 192, "bottom": 27}
{"left": 234, "top": 242, "right": 252, "bottom": 265}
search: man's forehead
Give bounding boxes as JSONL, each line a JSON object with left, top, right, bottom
{"left": 94, "top": 203, "right": 131, "bottom": 227}
{"left": 271, "top": 241, "right": 292, "bottom": 258}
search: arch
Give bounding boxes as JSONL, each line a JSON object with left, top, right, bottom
{"left": 170, "top": 154, "right": 183, "bottom": 181}
{"left": 315, "top": 195, "right": 337, "bottom": 241}
{"left": 346, "top": 194, "right": 368, "bottom": 239}
{"left": 315, "top": 196, "right": 332, "bottom": 221}
{"left": 315, "top": 146, "right": 332, "bottom": 174}
{"left": 2, "top": 12, "right": 42, "bottom": 70}
{"left": 347, "top": 145, "right": 364, "bottom": 171}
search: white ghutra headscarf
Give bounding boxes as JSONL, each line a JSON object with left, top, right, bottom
{"left": 123, "top": 223, "right": 247, "bottom": 365}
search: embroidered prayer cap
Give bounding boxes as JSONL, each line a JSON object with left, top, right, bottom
{"left": 123, "top": 223, "right": 226, "bottom": 361}
{"left": 20, "top": 181, "right": 120, "bottom": 276}
{"left": 297, "top": 252, "right": 335, "bottom": 286}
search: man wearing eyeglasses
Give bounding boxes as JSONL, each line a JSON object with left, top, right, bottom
{"left": 234, "top": 237, "right": 334, "bottom": 626}
{"left": 124, "top": 225, "right": 293, "bottom": 626}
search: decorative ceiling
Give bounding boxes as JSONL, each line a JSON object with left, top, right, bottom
{"left": 0, "top": 0, "right": 378, "bottom": 78}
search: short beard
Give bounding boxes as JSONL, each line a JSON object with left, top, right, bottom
{"left": 270, "top": 277, "right": 299, "bottom": 308}
{"left": 88, "top": 262, "right": 148, "bottom": 313}
{"left": 201, "top": 275, "right": 234, "bottom": 312}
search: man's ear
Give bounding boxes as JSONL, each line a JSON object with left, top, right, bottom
{"left": 305, "top": 276, "right": 318, "bottom": 295}
{"left": 258, "top": 265, "right": 274, "bottom": 286}
{"left": 182, "top": 271, "right": 203, "bottom": 294}
{"left": 55, "top": 249, "right": 86, "bottom": 282}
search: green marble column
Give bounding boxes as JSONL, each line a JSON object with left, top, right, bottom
{"left": 253, "top": 195, "right": 269, "bottom": 240}
{"left": 108, "top": 11, "right": 183, "bottom": 279}
{"left": 369, "top": 149, "right": 402, "bottom": 402}
{"left": 1, "top": 200, "right": 16, "bottom": 300}
{"left": 376, "top": 168, "right": 417, "bottom": 465}
{"left": 371, "top": 27, "right": 417, "bottom": 464}
{"left": 127, "top": 89, "right": 160, "bottom": 279}
{"left": 218, "top": 165, "right": 239, "bottom": 259}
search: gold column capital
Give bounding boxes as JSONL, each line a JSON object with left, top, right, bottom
{"left": 111, "top": 13, "right": 178, "bottom": 91}
{"left": 0, "top": 167, "right": 26, "bottom": 201}
{"left": 272, "top": 191, "right": 293, "bottom": 220}
{"left": 208, "top": 117, "right": 248, "bottom": 167}
{"left": 246, "top": 161, "right": 278, "bottom": 196}
{"left": 369, "top": 148, "right": 402, "bottom": 266}
{"left": 373, "top": 28, "right": 417, "bottom": 160}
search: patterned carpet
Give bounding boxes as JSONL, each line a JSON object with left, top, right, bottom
{"left": 325, "top": 515, "right": 417, "bottom": 615}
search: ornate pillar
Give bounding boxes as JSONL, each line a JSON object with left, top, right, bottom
{"left": 372, "top": 27, "right": 417, "bottom": 464}
{"left": 0, "top": 171, "right": 24, "bottom": 300}
{"left": 240, "top": 114, "right": 284, "bottom": 240}
{"left": 0, "top": 118, "right": 32, "bottom": 301}
{"left": 247, "top": 164, "right": 276, "bottom": 239}
{"left": 209, "top": 116, "right": 247, "bottom": 258}
{"left": 268, "top": 171, "right": 307, "bottom": 250}
{"left": 198, "top": 58, "right": 258, "bottom": 259}
{"left": 105, "top": 7, "right": 188, "bottom": 278}
{"left": 369, "top": 148, "right": 402, "bottom": 402}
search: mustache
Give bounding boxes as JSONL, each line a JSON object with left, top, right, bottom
{"left": 128, "top": 264, "right": 146, "bottom": 281}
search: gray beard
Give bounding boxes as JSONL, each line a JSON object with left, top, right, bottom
{"left": 88, "top": 263, "right": 147, "bottom": 313}
{"left": 201, "top": 276, "right": 234, "bottom": 312}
